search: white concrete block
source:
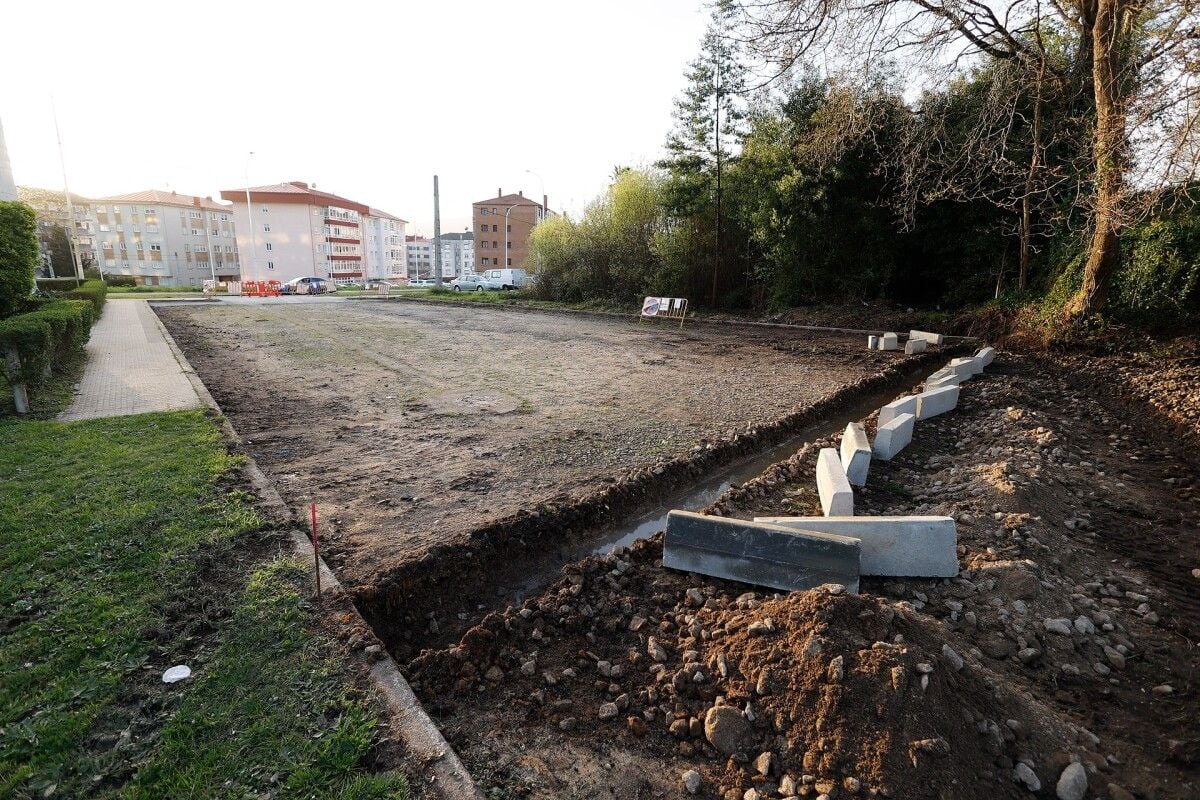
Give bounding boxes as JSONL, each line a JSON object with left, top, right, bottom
{"left": 909, "top": 330, "right": 944, "bottom": 346}
{"left": 873, "top": 412, "right": 914, "bottom": 460}
{"left": 917, "top": 385, "right": 959, "bottom": 419}
{"left": 976, "top": 346, "right": 995, "bottom": 366}
{"left": 867, "top": 335, "right": 878, "bottom": 350}
{"left": 816, "top": 448, "right": 854, "bottom": 516}
{"left": 904, "top": 338, "right": 927, "bottom": 355}
{"left": 878, "top": 395, "right": 917, "bottom": 426}
{"left": 839, "top": 423, "right": 872, "bottom": 487}
{"left": 950, "top": 357, "right": 983, "bottom": 377}
{"left": 754, "top": 515, "right": 958, "bottom": 577}
{"left": 879, "top": 332, "right": 899, "bottom": 351}
{"left": 924, "top": 368, "right": 965, "bottom": 389}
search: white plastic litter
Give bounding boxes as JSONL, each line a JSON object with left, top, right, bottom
{"left": 162, "top": 665, "right": 192, "bottom": 684}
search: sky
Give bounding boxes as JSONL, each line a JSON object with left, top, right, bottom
{"left": 2, "top": 0, "right": 710, "bottom": 234}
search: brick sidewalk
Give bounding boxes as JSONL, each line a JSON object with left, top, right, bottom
{"left": 58, "top": 300, "right": 201, "bottom": 421}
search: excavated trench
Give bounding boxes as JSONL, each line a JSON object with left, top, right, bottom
{"left": 354, "top": 347, "right": 965, "bottom": 664}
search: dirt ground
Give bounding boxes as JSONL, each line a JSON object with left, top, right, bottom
{"left": 408, "top": 352, "right": 1200, "bottom": 800}
{"left": 156, "top": 300, "right": 888, "bottom": 596}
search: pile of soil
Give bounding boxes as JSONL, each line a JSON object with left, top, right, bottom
{"left": 408, "top": 537, "right": 1088, "bottom": 799}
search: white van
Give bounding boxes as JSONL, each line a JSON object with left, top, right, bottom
{"left": 484, "top": 268, "right": 529, "bottom": 290}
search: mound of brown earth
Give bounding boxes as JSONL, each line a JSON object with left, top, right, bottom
{"left": 409, "top": 536, "right": 1088, "bottom": 799}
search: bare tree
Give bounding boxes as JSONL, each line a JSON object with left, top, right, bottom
{"left": 727, "top": 0, "right": 1200, "bottom": 317}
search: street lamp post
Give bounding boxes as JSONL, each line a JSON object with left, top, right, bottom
{"left": 244, "top": 151, "right": 259, "bottom": 283}
{"left": 503, "top": 204, "right": 520, "bottom": 269}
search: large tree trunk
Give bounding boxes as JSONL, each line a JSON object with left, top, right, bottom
{"left": 1069, "top": 0, "right": 1127, "bottom": 318}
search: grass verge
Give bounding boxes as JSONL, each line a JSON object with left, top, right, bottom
{"left": 0, "top": 411, "right": 408, "bottom": 799}
{"left": 106, "top": 286, "right": 204, "bottom": 294}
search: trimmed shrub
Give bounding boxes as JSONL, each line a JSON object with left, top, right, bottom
{"left": 64, "top": 279, "right": 107, "bottom": 317}
{"left": 0, "top": 300, "right": 94, "bottom": 386}
{"left": 1, "top": 201, "right": 39, "bottom": 319}
{"left": 36, "top": 278, "right": 83, "bottom": 293}
{"left": 0, "top": 314, "right": 54, "bottom": 383}
{"left": 105, "top": 275, "right": 138, "bottom": 287}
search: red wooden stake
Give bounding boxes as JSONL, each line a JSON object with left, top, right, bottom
{"left": 310, "top": 502, "right": 322, "bottom": 601}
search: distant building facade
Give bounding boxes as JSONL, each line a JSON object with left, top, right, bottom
{"left": 405, "top": 235, "right": 432, "bottom": 277}
{"left": 364, "top": 208, "right": 408, "bottom": 281}
{"left": 472, "top": 189, "right": 548, "bottom": 271}
{"left": 221, "top": 181, "right": 405, "bottom": 285}
{"left": 17, "top": 186, "right": 97, "bottom": 277}
{"left": 436, "top": 232, "right": 474, "bottom": 278}
{"left": 89, "top": 190, "right": 239, "bottom": 286}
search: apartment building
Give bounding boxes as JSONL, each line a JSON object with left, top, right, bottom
{"left": 364, "top": 208, "right": 408, "bottom": 281}
{"left": 17, "top": 186, "right": 97, "bottom": 277}
{"left": 472, "top": 189, "right": 548, "bottom": 271}
{"left": 221, "top": 181, "right": 405, "bottom": 285}
{"left": 405, "top": 235, "right": 432, "bottom": 278}
{"left": 436, "top": 232, "right": 474, "bottom": 278}
{"left": 90, "top": 190, "right": 239, "bottom": 285}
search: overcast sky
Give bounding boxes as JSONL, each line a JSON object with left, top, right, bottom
{"left": 3, "top": 0, "right": 709, "bottom": 234}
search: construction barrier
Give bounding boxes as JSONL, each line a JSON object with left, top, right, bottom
{"left": 639, "top": 296, "right": 689, "bottom": 329}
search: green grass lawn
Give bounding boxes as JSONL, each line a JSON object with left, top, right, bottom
{"left": 0, "top": 412, "right": 409, "bottom": 799}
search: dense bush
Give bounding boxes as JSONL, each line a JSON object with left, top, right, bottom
{"left": 35, "top": 278, "right": 83, "bottom": 293}
{"left": 1, "top": 201, "right": 39, "bottom": 320}
{"left": 1112, "top": 215, "right": 1200, "bottom": 327}
{"left": 63, "top": 279, "right": 107, "bottom": 317}
{"left": 104, "top": 275, "right": 138, "bottom": 287}
{"left": 0, "top": 300, "right": 94, "bottom": 386}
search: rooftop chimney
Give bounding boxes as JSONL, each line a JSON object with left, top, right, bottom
{"left": 498, "top": 187, "right": 502, "bottom": 197}
{"left": 518, "top": 190, "right": 523, "bottom": 197}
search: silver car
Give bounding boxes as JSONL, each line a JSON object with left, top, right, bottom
{"left": 283, "top": 276, "right": 336, "bottom": 295}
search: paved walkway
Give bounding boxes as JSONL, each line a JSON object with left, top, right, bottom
{"left": 58, "top": 300, "right": 201, "bottom": 421}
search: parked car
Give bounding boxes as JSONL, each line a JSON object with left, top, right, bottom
{"left": 409, "top": 278, "right": 438, "bottom": 287}
{"left": 282, "top": 276, "right": 336, "bottom": 295}
{"left": 365, "top": 279, "right": 395, "bottom": 289}
{"left": 450, "top": 273, "right": 492, "bottom": 292}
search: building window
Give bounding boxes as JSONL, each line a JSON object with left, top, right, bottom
{"left": 263, "top": 224, "right": 271, "bottom": 232}
{"left": 480, "top": 241, "right": 487, "bottom": 249}
{"left": 267, "top": 261, "right": 275, "bottom": 269}
{"left": 491, "top": 224, "right": 498, "bottom": 232}
{"left": 506, "top": 225, "right": 511, "bottom": 233}
{"left": 265, "top": 242, "right": 273, "bottom": 251}
{"left": 261, "top": 206, "right": 269, "bottom": 213}
{"left": 507, "top": 258, "right": 511, "bottom": 266}
{"left": 479, "top": 224, "right": 487, "bottom": 231}
{"left": 506, "top": 241, "right": 512, "bottom": 249}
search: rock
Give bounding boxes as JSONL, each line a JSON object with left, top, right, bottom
{"left": 629, "top": 615, "right": 647, "bottom": 631}
{"left": 754, "top": 751, "right": 775, "bottom": 776}
{"left": 627, "top": 716, "right": 648, "bottom": 737}
{"left": 743, "top": 790, "right": 761, "bottom": 800}
{"left": 484, "top": 666, "right": 504, "bottom": 682}
{"left": 598, "top": 702, "right": 618, "bottom": 720}
{"left": 682, "top": 769, "right": 702, "bottom": 795}
{"left": 1152, "top": 684, "right": 1175, "bottom": 696}
{"left": 827, "top": 655, "right": 844, "bottom": 682}
{"left": 843, "top": 776, "right": 861, "bottom": 793}
{"left": 520, "top": 659, "right": 536, "bottom": 676}
{"left": 1017, "top": 647, "right": 1041, "bottom": 665}
{"left": 1107, "top": 783, "right": 1135, "bottom": 800}
{"left": 1055, "top": 762, "right": 1087, "bottom": 800}
{"left": 704, "top": 705, "right": 751, "bottom": 756}
{"left": 559, "top": 716, "right": 577, "bottom": 731}
{"left": 1103, "top": 645, "right": 1126, "bottom": 670}
{"left": 942, "top": 644, "right": 964, "bottom": 671}
{"left": 647, "top": 637, "right": 667, "bottom": 662}
{"left": 1044, "top": 618, "right": 1073, "bottom": 636}
{"left": 1073, "top": 615, "right": 1096, "bottom": 635}
{"left": 1013, "top": 762, "right": 1041, "bottom": 792}
{"left": 779, "top": 775, "right": 797, "bottom": 796}
{"left": 748, "top": 617, "right": 776, "bottom": 636}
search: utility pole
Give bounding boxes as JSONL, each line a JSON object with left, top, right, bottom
{"left": 52, "top": 100, "right": 85, "bottom": 284}
{"left": 433, "top": 175, "right": 443, "bottom": 287}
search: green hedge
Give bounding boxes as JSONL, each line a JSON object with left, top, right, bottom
{"left": 35, "top": 278, "right": 83, "bottom": 293}
{"left": 1, "top": 201, "right": 39, "bottom": 319}
{"left": 0, "top": 300, "right": 94, "bottom": 385}
{"left": 104, "top": 275, "right": 138, "bottom": 287}
{"left": 63, "top": 279, "right": 107, "bottom": 317}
